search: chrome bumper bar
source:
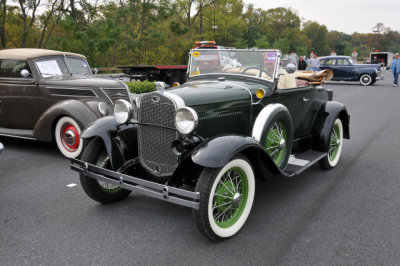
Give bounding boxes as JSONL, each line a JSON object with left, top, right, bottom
{"left": 71, "top": 158, "right": 200, "bottom": 210}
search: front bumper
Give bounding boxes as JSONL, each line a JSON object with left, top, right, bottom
{"left": 71, "top": 158, "right": 200, "bottom": 209}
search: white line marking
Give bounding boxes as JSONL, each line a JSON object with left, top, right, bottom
{"left": 66, "top": 183, "right": 77, "bottom": 188}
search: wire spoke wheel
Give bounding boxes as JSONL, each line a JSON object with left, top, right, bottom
{"left": 212, "top": 168, "right": 248, "bottom": 228}
{"left": 265, "top": 121, "right": 287, "bottom": 165}
{"left": 193, "top": 155, "right": 255, "bottom": 241}
{"left": 328, "top": 124, "right": 341, "bottom": 161}
{"left": 319, "top": 118, "right": 344, "bottom": 170}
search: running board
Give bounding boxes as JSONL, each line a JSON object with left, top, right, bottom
{"left": 283, "top": 150, "right": 327, "bottom": 177}
{"left": 0, "top": 127, "right": 35, "bottom": 140}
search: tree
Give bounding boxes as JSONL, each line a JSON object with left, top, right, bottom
{"left": 303, "top": 20, "right": 329, "bottom": 55}
{"left": 17, "top": 0, "right": 41, "bottom": 47}
{"left": 0, "top": 0, "right": 7, "bottom": 47}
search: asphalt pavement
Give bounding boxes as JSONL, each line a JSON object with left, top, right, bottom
{"left": 1, "top": 72, "right": 400, "bottom": 265}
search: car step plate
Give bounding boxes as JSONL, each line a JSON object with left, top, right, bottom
{"left": 283, "top": 150, "right": 327, "bottom": 177}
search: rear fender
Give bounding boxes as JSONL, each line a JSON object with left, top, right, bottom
{"left": 312, "top": 101, "right": 350, "bottom": 151}
{"left": 191, "top": 135, "right": 281, "bottom": 177}
{"left": 33, "top": 99, "right": 102, "bottom": 141}
{"left": 82, "top": 116, "right": 138, "bottom": 170}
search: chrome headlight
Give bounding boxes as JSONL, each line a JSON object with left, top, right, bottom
{"left": 175, "top": 107, "right": 198, "bottom": 134}
{"left": 114, "top": 99, "right": 133, "bottom": 124}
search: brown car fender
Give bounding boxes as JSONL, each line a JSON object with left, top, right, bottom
{"left": 312, "top": 101, "right": 350, "bottom": 152}
{"left": 33, "top": 99, "right": 102, "bottom": 141}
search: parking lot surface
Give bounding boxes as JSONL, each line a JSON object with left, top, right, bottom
{"left": 1, "top": 74, "right": 400, "bottom": 265}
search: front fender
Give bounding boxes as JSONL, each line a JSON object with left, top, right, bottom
{"left": 312, "top": 101, "right": 350, "bottom": 151}
{"left": 33, "top": 99, "right": 102, "bottom": 141}
{"left": 82, "top": 116, "right": 138, "bottom": 170}
{"left": 191, "top": 135, "right": 281, "bottom": 176}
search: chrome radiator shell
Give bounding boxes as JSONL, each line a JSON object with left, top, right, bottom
{"left": 137, "top": 92, "right": 179, "bottom": 176}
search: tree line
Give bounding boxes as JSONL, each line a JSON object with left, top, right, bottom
{"left": 1, "top": 0, "right": 400, "bottom": 67}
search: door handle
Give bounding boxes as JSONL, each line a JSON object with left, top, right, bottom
{"left": 303, "top": 97, "right": 309, "bottom": 102}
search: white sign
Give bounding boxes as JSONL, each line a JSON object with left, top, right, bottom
{"left": 36, "top": 60, "right": 62, "bottom": 77}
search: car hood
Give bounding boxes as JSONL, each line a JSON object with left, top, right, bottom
{"left": 41, "top": 77, "right": 126, "bottom": 88}
{"left": 167, "top": 80, "right": 251, "bottom": 107}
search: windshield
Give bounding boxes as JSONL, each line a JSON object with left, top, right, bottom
{"left": 35, "top": 56, "right": 91, "bottom": 79}
{"left": 189, "top": 49, "right": 280, "bottom": 82}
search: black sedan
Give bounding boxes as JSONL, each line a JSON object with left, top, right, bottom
{"left": 319, "top": 56, "right": 383, "bottom": 86}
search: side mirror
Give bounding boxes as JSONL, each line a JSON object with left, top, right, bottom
{"left": 21, "top": 69, "right": 31, "bottom": 78}
{"left": 285, "top": 63, "right": 297, "bottom": 74}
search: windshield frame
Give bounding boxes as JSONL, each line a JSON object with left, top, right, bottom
{"left": 188, "top": 48, "right": 281, "bottom": 83}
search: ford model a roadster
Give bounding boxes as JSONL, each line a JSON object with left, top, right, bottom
{"left": 71, "top": 49, "right": 350, "bottom": 241}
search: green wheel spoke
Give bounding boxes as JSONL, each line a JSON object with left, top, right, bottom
{"left": 214, "top": 193, "right": 232, "bottom": 199}
{"left": 213, "top": 201, "right": 232, "bottom": 210}
{"left": 219, "top": 179, "right": 235, "bottom": 195}
{"left": 226, "top": 171, "right": 237, "bottom": 193}
{"left": 215, "top": 205, "right": 232, "bottom": 221}
{"left": 266, "top": 144, "right": 280, "bottom": 150}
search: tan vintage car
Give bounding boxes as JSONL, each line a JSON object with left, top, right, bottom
{"left": 0, "top": 48, "right": 131, "bottom": 158}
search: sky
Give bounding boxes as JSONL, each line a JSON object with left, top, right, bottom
{"left": 242, "top": 0, "right": 400, "bottom": 34}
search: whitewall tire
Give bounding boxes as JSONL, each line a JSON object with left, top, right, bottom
{"left": 193, "top": 155, "right": 255, "bottom": 241}
{"left": 55, "top": 116, "right": 83, "bottom": 158}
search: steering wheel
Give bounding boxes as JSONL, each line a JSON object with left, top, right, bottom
{"left": 242, "top": 67, "right": 273, "bottom": 78}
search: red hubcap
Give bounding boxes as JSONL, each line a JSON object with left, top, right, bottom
{"left": 60, "top": 123, "right": 80, "bottom": 152}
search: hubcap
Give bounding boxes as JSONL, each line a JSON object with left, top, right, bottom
{"left": 232, "top": 193, "right": 242, "bottom": 207}
{"left": 279, "top": 138, "right": 286, "bottom": 149}
{"left": 212, "top": 167, "right": 248, "bottom": 228}
{"left": 266, "top": 121, "right": 287, "bottom": 165}
{"left": 65, "top": 129, "right": 76, "bottom": 146}
{"left": 60, "top": 123, "right": 80, "bottom": 152}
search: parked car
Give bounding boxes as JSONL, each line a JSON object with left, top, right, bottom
{"left": 319, "top": 55, "right": 384, "bottom": 85}
{"left": 71, "top": 49, "right": 350, "bottom": 241}
{"left": 0, "top": 48, "right": 131, "bottom": 158}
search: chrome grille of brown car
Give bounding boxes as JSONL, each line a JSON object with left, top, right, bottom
{"left": 138, "top": 92, "right": 178, "bottom": 176}
{"left": 102, "top": 88, "right": 130, "bottom": 104}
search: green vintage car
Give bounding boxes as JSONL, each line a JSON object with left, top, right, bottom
{"left": 71, "top": 49, "right": 350, "bottom": 241}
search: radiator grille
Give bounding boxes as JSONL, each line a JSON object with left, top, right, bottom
{"left": 102, "top": 88, "right": 130, "bottom": 104}
{"left": 138, "top": 92, "right": 178, "bottom": 176}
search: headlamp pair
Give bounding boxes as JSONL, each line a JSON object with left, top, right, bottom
{"left": 113, "top": 99, "right": 198, "bottom": 134}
